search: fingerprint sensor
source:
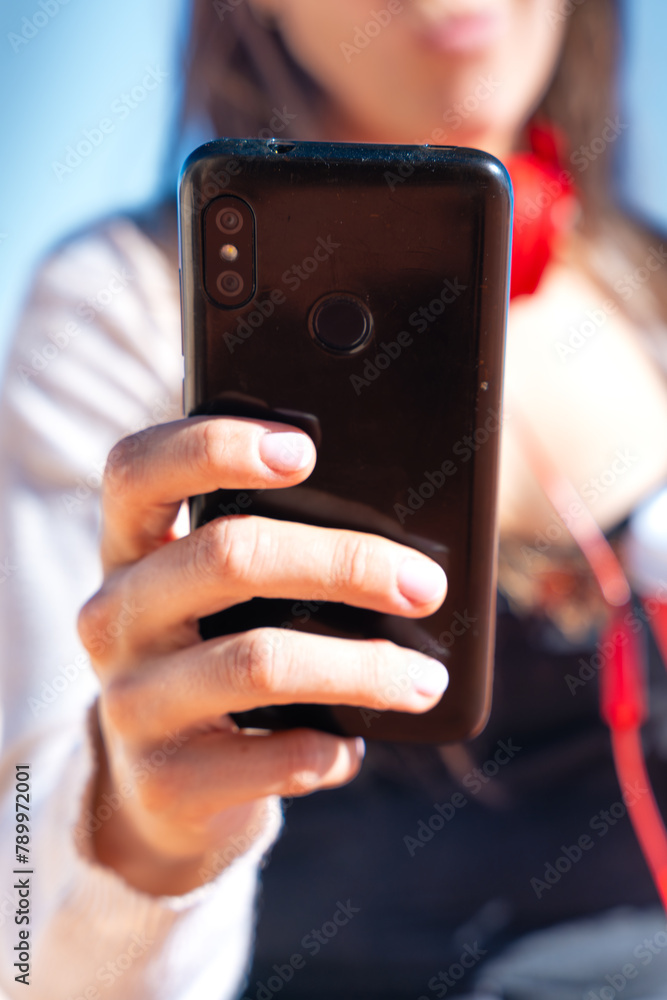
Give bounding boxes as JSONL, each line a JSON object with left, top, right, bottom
{"left": 309, "top": 294, "right": 373, "bottom": 354}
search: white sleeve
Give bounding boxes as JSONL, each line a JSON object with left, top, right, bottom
{"left": 0, "top": 219, "right": 282, "bottom": 1000}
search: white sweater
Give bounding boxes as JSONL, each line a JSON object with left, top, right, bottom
{"left": 0, "top": 217, "right": 282, "bottom": 1000}
{"left": 2, "top": 211, "right": 667, "bottom": 1000}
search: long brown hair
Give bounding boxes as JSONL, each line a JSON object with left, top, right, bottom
{"left": 179, "top": 0, "right": 667, "bottom": 367}
{"left": 183, "top": 0, "right": 616, "bottom": 227}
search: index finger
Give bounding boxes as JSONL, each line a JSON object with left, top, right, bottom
{"left": 101, "top": 416, "right": 316, "bottom": 572}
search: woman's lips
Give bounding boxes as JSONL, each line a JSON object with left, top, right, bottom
{"left": 417, "top": 12, "right": 505, "bottom": 54}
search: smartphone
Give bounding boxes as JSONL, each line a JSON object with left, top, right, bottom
{"left": 178, "top": 137, "right": 511, "bottom": 743}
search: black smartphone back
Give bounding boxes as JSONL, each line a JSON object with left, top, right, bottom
{"left": 179, "top": 138, "right": 511, "bottom": 743}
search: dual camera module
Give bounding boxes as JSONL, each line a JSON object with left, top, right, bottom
{"left": 204, "top": 195, "right": 373, "bottom": 354}
{"left": 204, "top": 196, "right": 254, "bottom": 309}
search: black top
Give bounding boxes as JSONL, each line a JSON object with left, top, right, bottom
{"left": 244, "top": 593, "right": 667, "bottom": 999}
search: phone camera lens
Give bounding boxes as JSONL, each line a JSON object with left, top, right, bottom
{"left": 216, "top": 271, "right": 244, "bottom": 297}
{"left": 216, "top": 208, "right": 243, "bottom": 234}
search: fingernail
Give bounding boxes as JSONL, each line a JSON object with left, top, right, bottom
{"left": 355, "top": 737, "right": 366, "bottom": 760}
{"left": 259, "top": 432, "right": 313, "bottom": 473}
{"left": 413, "top": 659, "right": 449, "bottom": 698}
{"left": 397, "top": 559, "right": 447, "bottom": 604}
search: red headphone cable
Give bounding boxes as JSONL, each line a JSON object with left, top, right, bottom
{"left": 514, "top": 414, "right": 667, "bottom": 912}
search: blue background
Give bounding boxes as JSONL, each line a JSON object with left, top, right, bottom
{"left": 1, "top": 0, "right": 666, "bottom": 371}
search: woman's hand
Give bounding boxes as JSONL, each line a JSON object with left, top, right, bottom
{"left": 78, "top": 416, "right": 448, "bottom": 895}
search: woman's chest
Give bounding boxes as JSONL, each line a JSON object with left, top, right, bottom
{"left": 498, "top": 262, "right": 667, "bottom": 541}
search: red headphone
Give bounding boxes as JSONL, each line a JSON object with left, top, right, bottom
{"left": 504, "top": 122, "right": 578, "bottom": 299}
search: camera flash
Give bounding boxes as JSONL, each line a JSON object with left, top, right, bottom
{"left": 220, "top": 244, "right": 239, "bottom": 262}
